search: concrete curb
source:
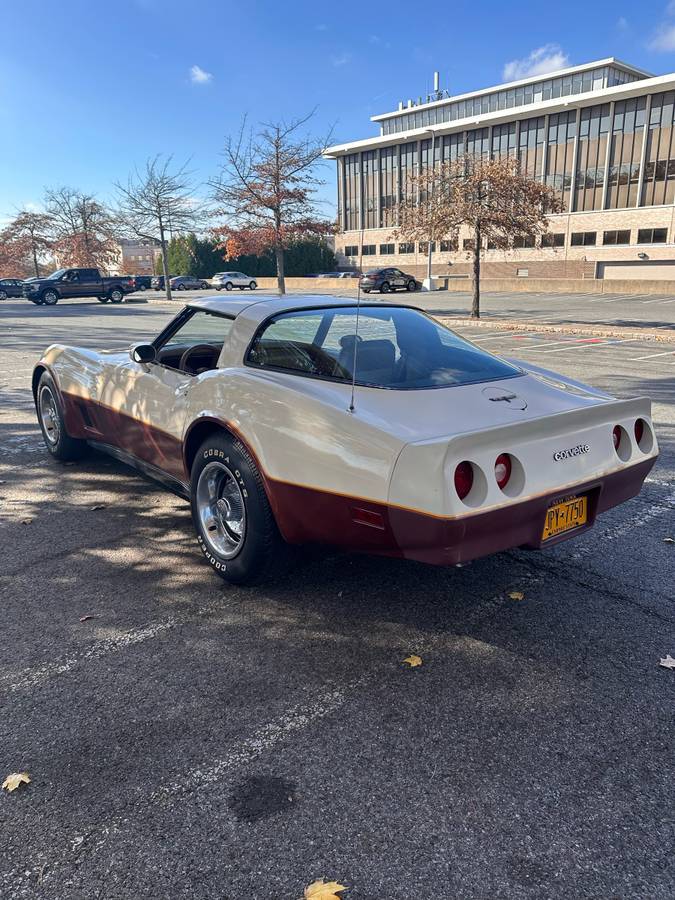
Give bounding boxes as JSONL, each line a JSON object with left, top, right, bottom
{"left": 437, "top": 316, "right": 675, "bottom": 344}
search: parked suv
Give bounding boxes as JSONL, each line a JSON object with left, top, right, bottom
{"left": 0, "top": 278, "right": 25, "bottom": 299}
{"left": 130, "top": 275, "right": 152, "bottom": 290}
{"left": 212, "top": 271, "right": 257, "bottom": 291}
{"left": 360, "top": 268, "right": 418, "bottom": 294}
{"left": 22, "top": 268, "right": 135, "bottom": 305}
{"left": 151, "top": 274, "right": 176, "bottom": 290}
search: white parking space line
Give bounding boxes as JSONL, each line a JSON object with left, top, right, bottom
{"left": 471, "top": 333, "right": 531, "bottom": 343}
{"left": 628, "top": 349, "right": 675, "bottom": 360}
{"left": 640, "top": 297, "right": 670, "bottom": 305}
{"left": 507, "top": 338, "right": 595, "bottom": 350}
{"left": 526, "top": 339, "right": 632, "bottom": 353}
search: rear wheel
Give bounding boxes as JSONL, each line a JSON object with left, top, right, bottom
{"left": 42, "top": 289, "right": 59, "bottom": 305}
{"left": 36, "top": 373, "right": 86, "bottom": 461}
{"left": 225, "top": 282, "right": 233, "bottom": 291}
{"left": 249, "top": 281, "right": 257, "bottom": 290}
{"left": 200, "top": 281, "right": 208, "bottom": 289}
{"left": 380, "top": 282, "right": 390, "bottom": 294}
{"left": 0, "top": 290, "right": 7, "bottom": 300}
{"left": 109, "top": 288, "right": 124, "bottom": 303}
{"left": 190, "top": 433, "right": 291, "bottom": 584}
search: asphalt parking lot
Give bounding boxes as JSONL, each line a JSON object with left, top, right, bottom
{"left": 1, "top": 298, "right": 674, "bottom": 899}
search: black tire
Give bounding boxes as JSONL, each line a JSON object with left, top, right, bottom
{"left": 362, "top": 289, "right": 371, "bottom": 294}
{"left": 36, "top": 372, "right": 87, "bottom": 461}
{"left": 239, "top": 286, "right": 245, "bottom": 290}
{"left": 98, "top": 297, "right": 109, "bottom": 303}
{"left": 41, "top": 289, "right": 59, "bottom": 305}
{"left": 225, "top": 281, "right": 233, "bottom": 291}
{"left": 108, "top": 288, "right": 124, "bottom": 303}
{"left": 406, "top": 280, "right": 416, "bottom": 292}
{"left": 190, "top": 433, "right": 290, "bottom": 585}
{"left": 215, "top": 286, "right": 222, "bottom": 291}
{"left": 0, "top": 290, "right": 7, "bottom": 300}
{"left": 200, "top": 281, "right": 208, "bottom": 289}
{"left": 249, "top": 281, "right": 257, "bottom": 290}
{"left": 380, "top": 281, "right": 390, "bottom": 294}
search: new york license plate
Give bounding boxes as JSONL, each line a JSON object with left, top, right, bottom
{"left": 542, "top": 495, "right": 588, "bottom": 541}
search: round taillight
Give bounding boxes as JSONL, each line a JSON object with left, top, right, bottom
{"left": 634, "top": 418, "right": 645, "bottom": 445}
{"left": 454, "top": 461, "right": 473, "bottom": 500}
{"left": 494, "top": 453, "right": 512, "bottom": 490}
{"left": 612, "top": 426, "right": 621, "bottom": 451}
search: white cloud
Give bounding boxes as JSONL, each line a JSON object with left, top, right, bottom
{"left": 502, "top": 44, "right": 570, "bottom": 82}
{"left": 190, "top": 64, "right": 212, "bottom": 85}
{"left": 331, "top": 53, "right": 350, "bottom": 67}
{"left": 650, "top": 24, "right": 675, "bottom": 50}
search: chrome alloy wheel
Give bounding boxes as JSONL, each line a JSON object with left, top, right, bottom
{"left": 196, "top": 461, "right": 246, "bottom": 558}
{"left": 39, "top": 385, "right": 60, "bottom": 445}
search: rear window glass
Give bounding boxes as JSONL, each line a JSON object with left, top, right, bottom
{"left": 247, "top": 306, "right": 521, "bottom": 389}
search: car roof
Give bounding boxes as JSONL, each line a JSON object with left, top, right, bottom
{"left": 187, "top": 293, "right": 422, "bottom": 325}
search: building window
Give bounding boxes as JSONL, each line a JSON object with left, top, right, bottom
{"left": 637, "top": 227, "right": 668, "bottom": 243}
{"left": 379, "top": 243, "right": 395, "bottom": 255}
{"left": 362, "top": 245, "right": 376, "bottom": 255}
{"left": 571, "top": 231, "right": 597, "bottom": 246}
{"left": 517, "top": 268, "right": 529, "bottom": 277}
{"left": 603, "top": 230, "right": 631, "bottom": 245}
{"left": 541, "top": 233, "right": 565, "bottom": 248}
{"left": 513, "top": 235, "right": 536, "bottom": 249}
{"left": 344, "top": 245, "right": 358, "bottom": 257}
{"left": 418, "top": 241, "right": 436, "bottom": 254}
{"left": 398, "top": 242, "right": 414, "bottom": 254}
{"left": 439, "top": 239, "right": 458, "bottom": 252}
{"left": 463, "top": 238, "right": 475, "bottom": 250}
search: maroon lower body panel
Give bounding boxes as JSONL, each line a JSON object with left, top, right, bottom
{"left": 267, "top": 458, "right": 656, "bottom": 566}
{"left": 58, "top": 391, "right": 656, "bottom": 567}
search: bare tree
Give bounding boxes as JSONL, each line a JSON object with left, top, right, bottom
{"left": 3, "top": 210, "right": 54, "bottom": 276}
{"left": 44, "top": 187, "right": 118, "bottom": 271}
{"left": 211, "top": 113, "right": 333, "bottom": 294}
{"left": 395, "top": 155, "right": 564, "bottom": 317}
{"left": 115, "top": 156, "right": 203, "bottom": 302}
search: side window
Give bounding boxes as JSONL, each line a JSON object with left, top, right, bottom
{"left": 160, "top": 311, "right": 233, "bottom": 349}
{"left": 248, "top": 311, "right": 333, "bottom": 375}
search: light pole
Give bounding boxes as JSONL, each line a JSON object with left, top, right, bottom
{"left": 423, "top": 128, "right": 436, "bottom": 291}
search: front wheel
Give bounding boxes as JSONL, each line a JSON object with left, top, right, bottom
{"left": 36, "top": 373, "right": 87, "bottom": 461}
{"left": 41, "top": 289, "right": 59, "bottom": 305}
{"left": 190, "top": 433, "right": 291, "bottom": 584}
{"left": 380, "top": 282, "right": 390, "bottom": 294}
{"left": 0, "top": 290, "right": 7, "bottom": 300}
{"left": 249, "top": 281, "right": 257, "bottom": 290}
{"left": 98, "top": 296, "right": 109, "bottom": 303}
{"left": 406, "top": 280, "right": 416, "bottom": 292}
{"left": 225, "top": 282, "right": 233, "bottom": 291}
{"left": 200, "top": 281, "right": 208, "bottom": 289}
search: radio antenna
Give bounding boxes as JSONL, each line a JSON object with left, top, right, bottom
{"left": 348, "top": 228, "right": 365, "bottom": 413}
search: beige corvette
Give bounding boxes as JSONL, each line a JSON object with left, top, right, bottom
{"left": 33, "top": 296, "right": 658, "bottom": 583}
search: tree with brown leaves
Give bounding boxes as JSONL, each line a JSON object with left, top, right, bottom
{"left": 2, "top": 210, "right": 54, "bottom": 277}
{"left": 45, "top": 187, "right": 118, "bottom": 271}
{"left": 395, "top": 155, "right": 564, "bottom": 318}
{"left": 211, "top": 113, "right": 333, "bottom": 294}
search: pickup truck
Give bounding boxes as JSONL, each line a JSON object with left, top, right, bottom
{"left": 22, "top": 268, "right": 136, "bottom": 306}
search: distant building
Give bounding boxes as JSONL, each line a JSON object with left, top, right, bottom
{"left": 325, "top": 58, "right": 675, "bottom": 281}
{"left": 110, "top": 238, "right": 161, "bottom": 275}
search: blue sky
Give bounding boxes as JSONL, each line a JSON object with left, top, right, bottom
{"left": 2, "top": 0, "right": 675, "bottom": 224}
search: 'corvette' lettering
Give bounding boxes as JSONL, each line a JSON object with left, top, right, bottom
{"left": 553, "top": 443, "right": 590, "bottom": 461}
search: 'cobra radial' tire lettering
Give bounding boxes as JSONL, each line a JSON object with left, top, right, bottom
{"left": 190, "top": 434, "right": 292, "bottom": 584}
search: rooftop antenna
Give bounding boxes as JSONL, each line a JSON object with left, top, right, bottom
{"left": 348, "top": 227, "right": 364, "bottom": 413}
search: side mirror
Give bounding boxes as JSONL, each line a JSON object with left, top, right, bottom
{"left": 130, "top": 343, "right": 156, "bottom": 364}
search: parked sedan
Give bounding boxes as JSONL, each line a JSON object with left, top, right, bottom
{"left": 170, "top": 275, "right": 210, "bottom": 291}
{"left": 0, "top": 278, "right": 25, "bottom": 299}
{"left": 151, "top": 275, "right": 177, "bottom": 290}
{"left": 360, "top": 268, "right": 418, "bottom": 294}
{"left": 32, "top": 296, "right": 658, "bottom": 585}
{"left": 212, "top": 272, "right": 257, "bottom": 291}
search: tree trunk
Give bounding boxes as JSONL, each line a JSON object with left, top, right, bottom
{"left": 275, "top": 245, "right": 286, "bottom": 295}
{"left": 471, "top": 222, "right": 481, "bottom": 319}
{"left": 32, "top": 244, "right": 39, "bottom": 278}
{"left": 159, "top": 222, "right": 172, "bottom": 303}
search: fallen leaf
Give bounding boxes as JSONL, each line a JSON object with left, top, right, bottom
{"left": 663, "top": 537, "right": 675, "bottom": 544}
{"left": 508, "top": 591, "right": 525, "bottom": 601}
{"left": 659, "top": 654, "right": 675, "bottom": 669}
{"left": 79, "top": 614, "right": 101, "bottom": 623}
{"left": 90, "top": 504, "right": 106, "bottom": 511}
{"left": 304, "top": 879, "right": 348, "bottom": 900}
{"left": 2, "top": 772, "right": 30, "bottom": 792}
{"left": 403, "top": 654, "right": 423, "bottom": 667}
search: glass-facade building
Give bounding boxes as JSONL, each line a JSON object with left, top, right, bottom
{"left": 326, "top": 58, "right": 675, "bottom": 281}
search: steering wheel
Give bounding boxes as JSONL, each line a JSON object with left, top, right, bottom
{"left": 179, "top": 344, "right": 219, "bottom": 374}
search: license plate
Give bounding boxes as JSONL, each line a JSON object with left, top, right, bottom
{"left": 542, "top": 495, "right": 588, "bottom": 541}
